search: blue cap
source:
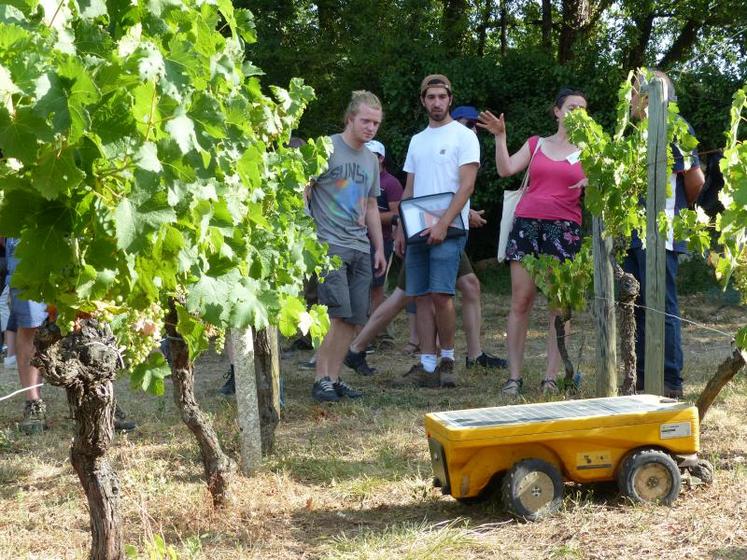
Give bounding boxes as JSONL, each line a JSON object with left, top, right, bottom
{"left": 451, "top": 106, "right": 479, "bottom": 121}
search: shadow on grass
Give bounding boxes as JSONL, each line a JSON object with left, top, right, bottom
{"left": 287, "top": 497, "right": 514, "bottom": 548}
{"left": 282, "top": 479, "right": 626, "bottom": 551}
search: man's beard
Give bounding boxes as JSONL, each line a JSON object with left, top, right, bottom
{"left": 428, "top": 108, "right": 447, "bottom": 122}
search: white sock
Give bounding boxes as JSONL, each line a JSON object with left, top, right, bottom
{"left": 421, "top": 354, "right": 438, "bottom": 373}
{"left": 440, "top": 348, "right": 455, "bottom": 361}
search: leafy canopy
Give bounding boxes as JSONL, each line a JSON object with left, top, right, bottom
{"left": 524, "top": 70, "right": 699, "bottom": 317}
{"left": 0, "top": 0, "right": 331, "bottom": 390}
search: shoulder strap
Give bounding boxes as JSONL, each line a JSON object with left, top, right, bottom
{"left": 519, "top": 137, "right": 543, "bottom": 192}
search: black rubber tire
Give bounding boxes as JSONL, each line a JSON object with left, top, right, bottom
{"left": 501, "top": 458, "right": 564, "bottom": 521}
{"left": 617, "top": 449, "right": 681, "bottom": 506}
{"left": 688, "top": 459, "right": 714, "bottom": 484}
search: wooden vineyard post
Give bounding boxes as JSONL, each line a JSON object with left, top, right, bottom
{"left": 593, "top": 217, "right": 617, "bottom": 397}
{"left": 231, "top": 328, "right": 263, "bottom": 475}
{"left": 253, "top": 327, "right": 281, "bottom": 455}
{"left": 644, "top": 76, "right": 667, "bottom": 396}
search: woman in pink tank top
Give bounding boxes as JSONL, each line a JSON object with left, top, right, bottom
{"left": 478, "top": 88, "right": 588, "bottom": 397}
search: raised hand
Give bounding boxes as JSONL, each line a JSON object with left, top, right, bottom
{"left": 477, "top": 110, "right": 506, "bottom": 137}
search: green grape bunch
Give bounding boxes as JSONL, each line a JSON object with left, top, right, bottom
{"left": 0, "top": 1, "right": 332, "bottom": 392}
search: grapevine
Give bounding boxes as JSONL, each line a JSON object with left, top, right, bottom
{"left": 0, "top": 1, "right": 332, "bottom": 394}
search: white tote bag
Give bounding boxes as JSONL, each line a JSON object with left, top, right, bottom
{"left": 496, "top": 138, "right": 543, "bottom": 262}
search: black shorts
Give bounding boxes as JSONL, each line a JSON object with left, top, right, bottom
{"left": 506, "top": 217, "right": 582, "bottom": 262}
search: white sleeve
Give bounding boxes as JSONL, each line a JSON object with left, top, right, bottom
{"left": 403, "top": 137, "right": 416, "bottom": 174}
{"left": 458, "top": 128, "right": 480, "bottom": 167}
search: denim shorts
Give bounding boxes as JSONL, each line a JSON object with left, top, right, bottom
{"left": 405, "top": 236, "right": 466, "bottom": 296}
{"left": 9, "top": 287, "right": 47, "bottom": 329}
{"left": 317, "top": 244, "right": 372, "bottom": 325}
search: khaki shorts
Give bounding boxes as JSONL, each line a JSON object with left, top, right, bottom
{"left": 317, "top": 244, "right": 372, "bottom": 325}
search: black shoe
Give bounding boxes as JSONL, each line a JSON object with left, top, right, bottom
{"left": 287, "top": 336, "right": 313, "bottom": 351}
{"left": 312, "top": 376, "right": 340, "bottom": 402}
{"left": 437, "top": 358, "right": 457, "bottom": 388}
{"left": 344, "top": 349, "right": 376, "bottom": 376}
{"left": 219, "top": 369, "right": 235, "bottom": 396}
{"left": 334, "top": 378, "right": 363, "bottom": 398}
{"left": 663, "top": 384, "right": 684, "bottom": 399}
{"left": 114, "top": 406, "right": 137, "bottom": 433}
{"left": 466, "top": 352, "right": 508, "bottom": 369}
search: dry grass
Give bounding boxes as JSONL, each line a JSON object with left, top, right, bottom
{"left": 1, "top": 291, "right": 746, "bottom": 560}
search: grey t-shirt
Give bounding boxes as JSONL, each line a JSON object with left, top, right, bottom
{"left": 309, "top": 134, "right": 380, "bottom": 253}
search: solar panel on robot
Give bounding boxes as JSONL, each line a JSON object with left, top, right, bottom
{"left": 424, "top": 395, "right": 712, "bottom": 520}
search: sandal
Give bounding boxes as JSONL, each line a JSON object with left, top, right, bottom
{"left": 541, "top": 378, "right": 559, "bottom": 395}
{"left": 401, "top": 342, "right": 420, "bottom": 356}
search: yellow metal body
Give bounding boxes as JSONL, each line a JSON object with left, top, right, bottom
{"left": 424, "top": 395, "right": 699, "bottom": 500}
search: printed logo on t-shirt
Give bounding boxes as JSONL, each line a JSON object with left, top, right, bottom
{"left": 325, "top": 162, "right": 370, "bottom": 225}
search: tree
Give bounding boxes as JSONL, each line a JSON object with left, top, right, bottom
{"left": 0, "top": 1, "right": 329, "bottom": 557}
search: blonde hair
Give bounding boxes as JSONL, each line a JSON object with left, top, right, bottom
{"left": 344, "top": 90, "right": 383, "bottom": 124}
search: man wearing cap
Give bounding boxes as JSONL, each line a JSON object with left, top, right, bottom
{"left": 365, "top": 140, "right": 403, "bottom": 314}
{"left": 393, "top": 74, "right": 480, "bottom": 388}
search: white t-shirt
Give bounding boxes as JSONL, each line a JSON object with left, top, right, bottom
{"left": 403, "top": 120, "right": 480, "bottom": 229}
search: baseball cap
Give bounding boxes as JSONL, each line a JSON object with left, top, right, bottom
{"left": 365, "top": 140, "right": 385, "bottom": 157}
{"left": 451, "top": 106, "right": 479, "bottom": 121}
{"left": 420, "top": 74, "right": 452, "bottom": 96}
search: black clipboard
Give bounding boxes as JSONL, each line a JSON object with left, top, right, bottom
{"left": 399, "top": 192, "right": 466, "bottom": 245}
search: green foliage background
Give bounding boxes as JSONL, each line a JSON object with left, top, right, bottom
{"left": 242, "top": 0, "right": 746, "bottom": 259}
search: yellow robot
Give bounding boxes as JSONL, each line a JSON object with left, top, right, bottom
{"left": 425, "top": 395, "right": 713, "bottom": 520}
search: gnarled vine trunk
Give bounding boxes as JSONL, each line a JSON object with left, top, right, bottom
{"left": 33, "top": 319, "right": 123, "bottom": 560}
{"left": 165, "top": 299, "right": 236, "bottom": 508}
{"left": 613, "top": 262, "right": 640, "bottom": 394}
{"left": 554, "top": 309, "right": 576, "bottom": 390}
{"left": 697, "top": 346, "right": 746, "bottom": 420}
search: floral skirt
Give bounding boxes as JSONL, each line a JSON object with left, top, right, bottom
{"left": 505, "top": 217, "right": 582, "bottom": 262}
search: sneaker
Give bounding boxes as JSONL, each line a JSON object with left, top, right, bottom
{"left": 20, "top": 399, "right": 47, "bottom": 434}
{"left": 365, "top": 344, "right": 375, "bottom": 354}
{"left": 287, "top": 336, "right": 313, "bottom": 351}
{"left": 312, "top": 376, "right": 340, "bottom": 402}
{"left": 344, "top": 349, "right": 376, "bottom": 376}
{"left": 391, "top": 363, "right": 439, "bottom": 388}
{"left": 501, "top": 378, "right": 523, "bottom": 396}
{"left": 114, "top": 406, "right": 137, "bottom": 433}
{"left": 333, "top": 378, "right": 363, "bottom": 399}
{"left": 466, "top": 352, "right": 508, "bottom": 369}
{"left": 298, "top": 359, "right": 316, "bottom": 371}
{"left": 437, "top": 358, "right": 457, "bottom": 388}
{"left": 4, "top": 355, "right": 17, "bottom": 370}
{"left": 219, "top": 369, "right": 235, "bottom": 396}
{"left": 540, "top": 378, "right": 559, "bottom": 395}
